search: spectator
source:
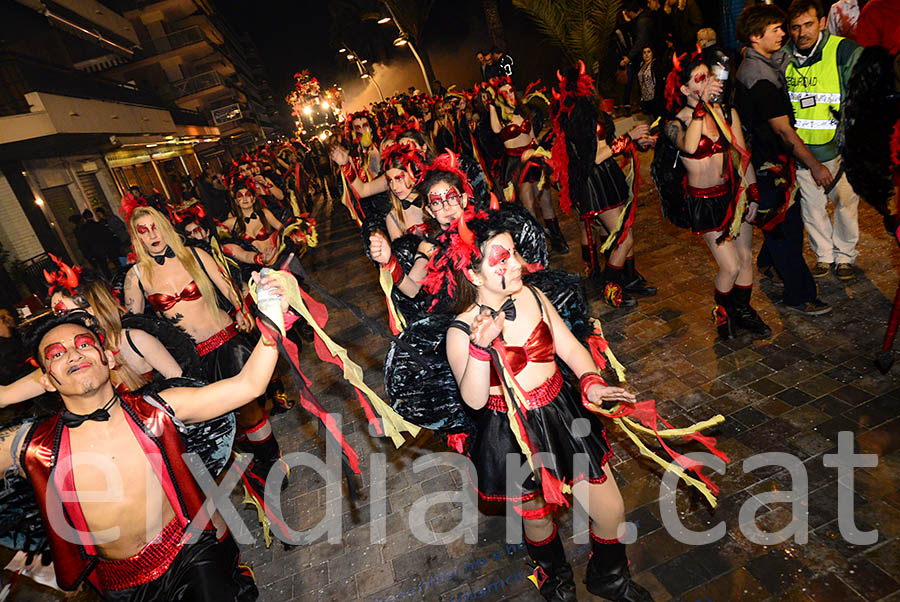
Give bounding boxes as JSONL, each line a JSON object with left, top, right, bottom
{"left": 619, "top": 0, "right": 654, "bottom": 116}
{"left": 855, "top": 0, "right": 900, "bottom": 54}
{"left": 784, "top": 0, "right": 863, "bottom": 281}
{"left": 637, "top": 46, "right": 665, "bottom": 117}
{"left": 95, "top": 206, "right": 128, "bottom": 246}
{"left": 721, "top": 0, "right": 751, "bottom": 51}
{"left": 827, "top": 0, "right": 866, "bottom": 40}
{"left": 69, "top": 213, "right": 91, "bottom": 264}
{"left": 475, "top": 51, "right": 488, "bottom": 80}
{"left": 491, "top": 47, "right": 515, "bottom": 80}
{"left": 697, "top": 27, "right": 717, "bottom": 49}
{"left": 197, "top": 169, "right": 229, "bottom": 222}
{"left": 665, "top": 0, "right": 704, "bottom": 52}
{"left": 79, "top": 209, "right": 118, "bottom": 278}
{"left": 433, "top": 79, "right": 448, "bottom": 96}
{"left": 734, "top": 3, "right": 832, "bottom": 316}
{"left": 483, "top": 50, "right": 502, "bottom": 80}
{"left": 0, "top": 307, "right": 27, "bottom": 385}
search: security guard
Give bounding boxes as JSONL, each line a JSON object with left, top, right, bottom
{"left": 784, "top": 0, "right": 862, "bottom": 280}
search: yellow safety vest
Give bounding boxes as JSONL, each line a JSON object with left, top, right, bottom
{"left": 785, "top": 34, "right": 843, "bottom": 146}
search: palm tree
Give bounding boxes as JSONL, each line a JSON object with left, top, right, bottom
{"left": 482, "top": 0, "right": 507, "bottom": 50}
{"left": 511, "top": 0, "right": 621, "bottom": 88}
{"left": 381, "top": 0, "right": 438, "bottom": 91}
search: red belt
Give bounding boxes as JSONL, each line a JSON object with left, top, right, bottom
{"left": 504, "top": 140, "right": 537, "bottom": 157}
{"left": 196, "top": 323, "right": 238, "bottom": 356}
{"left": 487, "top": 370, "right": 563, "bottom": 412}
{"left": 686, "top": 182, "right": 731, "bottom": 198}
{"left": 95, "top": 518, "right": 186, "bottom": 591}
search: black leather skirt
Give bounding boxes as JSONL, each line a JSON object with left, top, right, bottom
{"left": 467, "top": 372, "right": 612, "bottom": 502}
{"left": 685, "top": 181, "right": 734, "bottom": 234}
{"left": 575, "top": 157, "right": 630, "bottom": 216}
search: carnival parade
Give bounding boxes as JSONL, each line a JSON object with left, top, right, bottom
{"left": 0, "top": 0, "right": 897, "bottom": 600}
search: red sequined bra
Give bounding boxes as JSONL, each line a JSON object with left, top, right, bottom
{"left": 683, "top": 135, "right": 725, "bottom": 160}
{"left": 500, "top": 119, "right": 532, "bottom": 141}
{"left": 148, "top": 281, "right": 202, "bottom": 312}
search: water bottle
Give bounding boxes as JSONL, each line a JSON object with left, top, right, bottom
{"left": 256, "top": 267, "right": 284, "bottom": 334}
{"left": 709, "top": 52, "right": 730, "bottom": 104}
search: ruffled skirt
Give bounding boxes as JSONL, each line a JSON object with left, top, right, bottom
{"left": 576, "top": 157, "right": 629, "bottom": 216}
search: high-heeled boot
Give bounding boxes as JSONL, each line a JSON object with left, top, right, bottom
{"left": 714, "top": 289, "right": 735, "bottom": 340}
{"left": 525, "top": 526, "right": 577, "bottom": 601}
{"left": 622, "top": 257, "right": 656, "bottom": 297}
{"left": 584, "top": 533, "right": 654, "bottom": 602}
{"left": 602, "top": 264, "right": 637, "bottom": 309}
{"left": 545, "top": 218, "right": 570, "bottom": 254}
{"left": 730, "top": 284, "right": 771, "bottom": 337}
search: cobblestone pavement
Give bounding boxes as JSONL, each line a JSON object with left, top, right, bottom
{"left": 3, "top": 154, "right": 899, "bottom": 601}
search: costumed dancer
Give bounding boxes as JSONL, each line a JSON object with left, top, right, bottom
{"left": 655, "top": 53, "right": 768, "bottom": 338}
{"left": 0, "top": 273, "right": 289, "bottom": 599}
{"left": 549, "top": 63, "right": 656, "bottom": 309}
{"left": 423, "top": 211, "right": 654, "bottom": 602}
{"left": 121, "top": 206, "right": 285, "bottom": 535}
{"left": 487, "top": 77, "right": 569, "bottom": 254}
{"left": 0, "top": 259, "right": 193, "bottom": 406}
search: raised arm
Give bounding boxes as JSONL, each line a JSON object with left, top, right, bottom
{"left": 127, "top": 329, "right": 182, "bottom": 378}
{"left": 123, "top": 267, "right": 145, "bottom": 314}
{"left": 161, "top": 273, "right": 285, "bottom": 423}
{"left": 446, "top": 310, "right": 502, "bottom": 410}
{"left": 0, "top": 369, "right": 45, "bottom": 408}
{"left": 488, "top": 104, "right": 502, "bottom": 134}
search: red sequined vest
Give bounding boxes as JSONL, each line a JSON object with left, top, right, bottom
{"left": 20, "top": 392, "right": 210, "bottom": 591}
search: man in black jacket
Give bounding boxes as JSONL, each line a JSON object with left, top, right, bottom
{"left": 619, "top": 0, "right": 654, "bottom": 116}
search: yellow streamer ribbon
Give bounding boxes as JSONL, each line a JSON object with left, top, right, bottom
{"left": 378, "top": 268, "right": 407, "bottom": 334}
{"left": 598, "top": 156, "right": 635, "bottom": 253}
{"left": 250, "top": 272, "right": 420, "bottom": 447}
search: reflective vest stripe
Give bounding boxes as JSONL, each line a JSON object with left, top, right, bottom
{"left": 787, "top": 91, "right": 842, "bottom": 104}
{"left": 794, "top": 117, "right": 839, "bottom": 130}
{"left": 785, "top": 34, "right": 843, "bottom": 146}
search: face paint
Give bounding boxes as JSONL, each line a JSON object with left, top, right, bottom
{"left": 693, "top": 72, "right": 707, "bottom": 84}
{"left": 53, "top": 301, "right": 67, "bottom": 313}
{"left": 488, "top": 245, "right": 511, "bottom": 289}
{"left": 43, "top": 333, "right": 101, "bottom": 363}
{"left": 427, "top": 186, "right": 461, "bottom": 212}
{"left": 136, "top": 224, "right": 156, "bottom": 235}
{"left": 360, "top": 130, "right": 373, "bottom": 148}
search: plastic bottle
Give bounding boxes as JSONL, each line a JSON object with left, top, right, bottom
{"left": 256, "top": 267, "right": 284, "bottom": 334}
{"left": 709, "top": 52, "right": 730, "bottom": 104}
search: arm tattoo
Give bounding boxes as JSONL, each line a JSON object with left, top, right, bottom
{"left": 665, "top": 121, "right": 682, "bottom": 144}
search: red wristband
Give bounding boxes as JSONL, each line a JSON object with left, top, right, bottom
{"left": 579, "top": 372, "right": 607, "bottom": 408}
{"left": 341, "top": 163, "right": 356, "bottom": 183}
{"left": 692, "top": 103, "right": 707, "bottom": 119}
{"left": 747, "top": 182, "right": 759, "bottom": 203}
{"left": 468, "top": 342, "right": 492, "bottom": 361}
{"left": 384, "top": 254, "right": 403, "bottom": 284}
{"left": 254, "top": 253, "right": 265, "bottom": 266}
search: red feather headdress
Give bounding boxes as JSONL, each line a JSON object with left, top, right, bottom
{"left": 43, "top": 254, "right": 82, "bottom": 296}
{"left": 420, "top": 206, "right": 485, "bottom": 309}
{"left": 381, "top": 143, "right": 427, "bottom": 183}
{"left": 418, "top": 150, "right": 474, "bottom": 198}
{"left": 118, "top": 190, "right": 147, "bottom": 223}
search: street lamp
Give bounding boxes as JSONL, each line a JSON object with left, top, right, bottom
{"left": 338, "top": 48, "right": 346, "bottom": 53}
{"left": 377, "top": 16, "right": 391, "bottom": 24}
{"left": 380, "top": 4, "right": 432, "bottom": 95}
{"left": 338, "top": 45, "right": 384, "bottom": 101}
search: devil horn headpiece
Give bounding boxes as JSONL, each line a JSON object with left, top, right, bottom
{"left": 418, "top": 150, "right": 475, "bottom": 198}
{"left": 44, "top": 253, "right": 82, "bottom": 296}
{"left": 119, "top": 190, "right": 147, "bottom": 223}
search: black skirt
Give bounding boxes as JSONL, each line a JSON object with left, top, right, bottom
{"left": 197, "top": 329, "right": 254, "bottom": 382}
{"left": 685, "top": 186, "right": 734, "bottom": 234}
{"left": 501, "top": 150, "right": 543, "bottom": 191}
{"left": 467, "top": 372, "right": 612, "bottom": 502}
{"left": 576, "top": 157, "right": 630, "bottom": 216}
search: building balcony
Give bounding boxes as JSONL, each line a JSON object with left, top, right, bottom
{"left": 163, "top": 70, "right": 229, "bottom": 101}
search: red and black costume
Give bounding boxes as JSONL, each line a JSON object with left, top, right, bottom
{"left": 19, "top": 391, "right": 256, "bottom": 601}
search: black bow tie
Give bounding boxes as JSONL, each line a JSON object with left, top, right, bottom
{"left": 152, "top": 246, "right": 175, "bottom": 265}
{"left": 60, "top": 395, "right": 118, "bottom": 428}
{"left": 481, "top": 297, "right": 516, "bottom": 322}
{"left": 400, "top": 197, "right": 416, "bottom": 210}
{"left": 244, "top": 212, "right": 257, "bottom": 224}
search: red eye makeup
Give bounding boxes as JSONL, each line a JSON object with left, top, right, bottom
{"left": 488, "top": 245, "right": 510, "bottom": 267}
{"left": 694, "top": 73, "right": 707, "bottom": 84}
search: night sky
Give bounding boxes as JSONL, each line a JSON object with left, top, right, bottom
{"left": 213, "top": 0, "right": 569, "bottom": 111}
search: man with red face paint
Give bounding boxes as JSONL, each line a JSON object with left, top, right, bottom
{"left": 0, "top": 289, "right": 288, "bottom": 599}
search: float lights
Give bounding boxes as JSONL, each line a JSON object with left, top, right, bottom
{"left": 303, "top": 105, "right": 313, "bottom": 115}
{"left": 321, "top": 101, "right": 330, "bottom": 109}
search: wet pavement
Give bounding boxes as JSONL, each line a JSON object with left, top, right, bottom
{"left": 3, "top": 153, "right": 899, "bottom": 601}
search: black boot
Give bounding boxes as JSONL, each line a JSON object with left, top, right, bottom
{"left": 243, "top": 416, "right": 286, "bottom": 487}
{"left": 623, "top": 257, "right": 656, "bottom": 297}
{"left": 714, "top": 289, "right": 735, "bottom": 340}
{"left": 602, "top": 264, "right": 637, "bottom": 309}
{"left": 525, "top": 528, "right": 577, "bottom": 602}
{"left": 582, "top": 245, "right": 597, "bottom": 278}
{"left": 545, "top": 218, "right": 570, "bottom": 254}
{"left": 585, "top": 535, "right": 654, "bottom": 602}
{"left": 266, "top": 377, "right": 295, "bottom": 416}
{"left": 730, "top": 285, "right": 772, "bottom": 337}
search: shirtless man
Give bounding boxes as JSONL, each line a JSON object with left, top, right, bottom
{"left": 0, "top": 274, "right": 286, "bottom": 600}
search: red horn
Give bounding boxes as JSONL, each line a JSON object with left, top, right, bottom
{"left": 43, "top": 268, "right": 55, "bottom": 285}
{"left": 457, "top": 213, "right": 475, "bottom": 246}
{"left": 489, "top": 193, "right": 500, "bottom": 211}
{"left": 578, "top": 60, "right": 585, "bottom": 75}
{"left": 557, "top": 69, "right": 563, "bottom": 83}
{"left": 60, "top": 261, "right": 79, "bottom": 291}
{"left": 552, "top": 89, "right": 560, "bottom": 101}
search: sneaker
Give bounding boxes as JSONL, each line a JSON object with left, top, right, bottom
{"left": 811, "top": 262, "right": 832, "bottom": 278}
{"left": 835, "top": 263, "right": 855, "bottom": 281}
{"left": 787, "top": 298, "right": 832, "bottom": 316}
{"left": 760, "top": 266, "right": 784, "bottom": 287}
